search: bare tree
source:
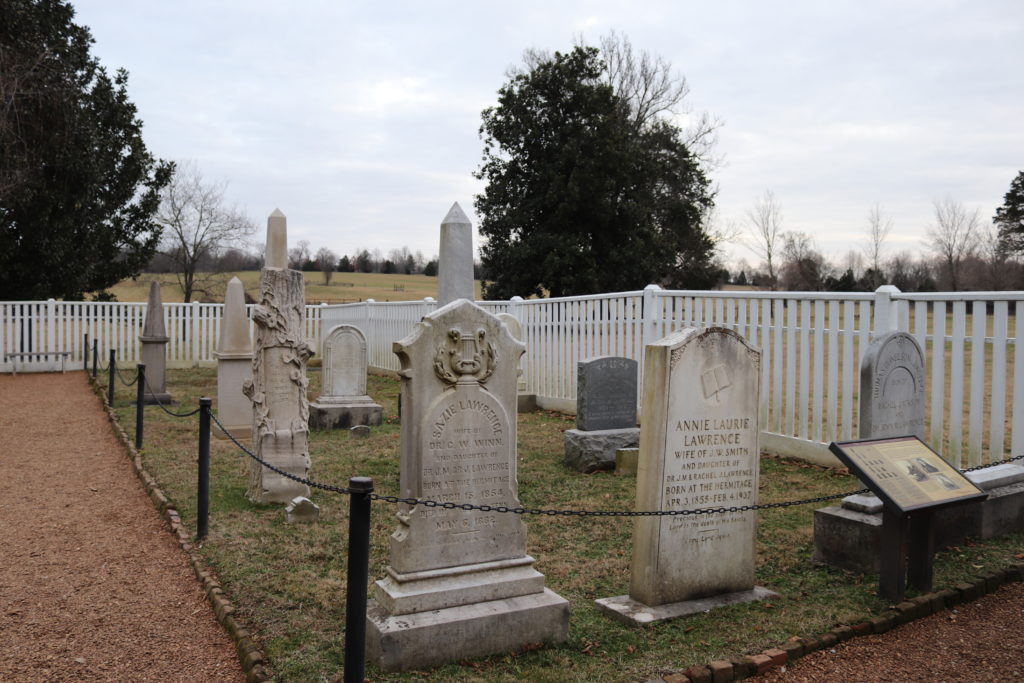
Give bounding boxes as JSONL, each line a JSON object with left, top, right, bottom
{"left": 862, "top": 203, "right": 892, "bottom": 288}
{"left": 315, "top": 246, "right": 336, "bottom": 285}
{"left": 779, "top": 231, "right": 828, "bottom": 290}
{"left": 155, "top": 160, "right": 255, "bottom": 302}
{"left": 925, "top": 197, "right": 980, "bottom": 291}
{"left": 745, "top": 190, "right": 784, "bottom": 289}
{"left": 288, "top": 240, "right": 311, "bottom": 270}
{"left": 512, "top": 31, "right": 722, "bottom": 170}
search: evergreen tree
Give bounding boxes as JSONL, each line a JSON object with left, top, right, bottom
{"left": 0, "top": 0, "right": 171, "bottom": 299}
{"left": 475, "top": 46, "right": 714, "bottom": 299}
{"left": 995, "top": 171, "right": 1024, "bottom": 253}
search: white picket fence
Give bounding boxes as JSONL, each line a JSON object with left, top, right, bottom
{"left": 4, "top": 287, "right": 1023, "bottom": 468}
{"left": 0, "top": 299, "right": 324, "bottom": 370}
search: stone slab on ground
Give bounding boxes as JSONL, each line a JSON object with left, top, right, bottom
{"left": 595, "top": 586, "right": 778, "bottom": 626}
{"left": 308, "top": 400, "right": 383, "bottom": 430}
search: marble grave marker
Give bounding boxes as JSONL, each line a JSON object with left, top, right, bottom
{"left": 242, "top": 210, "right": 314, "bottom": 504}
{"left": 859, "top": 331, "right": 925, "bottom": 439}
{"left": 596, "top": 327, "right": 775, "bottom": 624}
{"left": 214, "top": 276, "right": 253, "bottom": 440}
{"left": 564, "top": 356, "right": 640, "bottom": 472}
{"left": 139, "top": 281, "right": 171, "bottom": 404}
{"left": 309, "top": 324, "right": 382, "bottom": 429}
{"left": 366, "top": 298, "right": 568, "bottom": 671}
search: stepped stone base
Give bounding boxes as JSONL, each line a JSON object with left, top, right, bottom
{"left": 595, "top": 586, "right": 778, "bottom": 626}
{"left": 142, "top": 392, "right": 173, "bottom": 405}
{"left": 367, "top": 588, "right": 569, "bottom": 671}
{"left": 308, "top": 398, "right": 382, "bottom": 430}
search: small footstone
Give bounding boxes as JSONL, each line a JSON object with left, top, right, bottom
{"left": 350, "top": 425, "right": 371, "bottom": 439}
{"left": 285, "top": 497, "right": 320, "bottom": 523}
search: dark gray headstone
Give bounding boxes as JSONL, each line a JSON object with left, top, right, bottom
{"left": 859, "top": 332, "right": 925, "bottom": 439}
{"left": 576, "top": 356, "right": 637, "bottom": 431}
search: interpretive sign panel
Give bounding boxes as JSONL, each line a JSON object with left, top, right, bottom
{"left": 829, "top": 437, "right": 985, "bottom": 513}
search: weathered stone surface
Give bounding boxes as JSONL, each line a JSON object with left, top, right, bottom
{"left": 496, "top": 312, "right": 535, "bottom": 412}
{"left": 214, "top": 277, "right": 252, "bottom": 440}
{"left": 564, "top": 428, "right": 640, "bottom": 473}
{"left": 367, "top": 589, "right": 569, "bottom": 672}
{"left": 598, "top": 327, "right": 771, "bottom": 624}
{"left": 859, "top": 332, "right": 925, "bottom": 439}
{"left": 309, "top": 401, "right": 382, "bottom": 430}
{"left": 139, "top": 281, "right": 171, "bottom": 404}
{"left": 367, "top": 297, "right": 568, "bottom": 669}
{"left": 616, "top": 447, "right": 639, "bottom": 476}
{"left": 842, "top": 493, "right": 883, "bottom": 514}
{"left": 576, "top": 356, "right": 638, "bottom": 431}
{"left": 595, "top": 587, "right": 778, "bottom": 626}
{"left": 350, "top": 424, "right": 371, "bottom": 439}
{"left": 815, "top": 466, "right": 1024, "bottom": 572}
{"left": 632, "top": 327, "right": 762, "bottom": 606}
{"left": 242, "top": 212, "right": 314, "bottom": 504}
{"left": 284, "top": 496, "right": 319, "bottom": 523}
{"left": 319, "top": 324, "right": 369, "bottom": 400}
{"left": 437, "top": 202, "right": 475, "bottom": 306}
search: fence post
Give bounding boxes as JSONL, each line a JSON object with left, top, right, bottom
{"left": 92, "top": 339, "right": 98, "bottom": 378}
{"left": 135, "top": 364, "right": 146, "bottom": 450}
{"left": 46, "top": 298, "right": 56, "bottom": 359}
{"left": 191, "top": 300, "right": 200, "bottom": 366}
{"left": 641, "top": 284, "right": 662, "bottom": 350}
{"left": 107, "top": 349, "right": 116, "bottom": 407}
{"left": 873, "top": 285, "right": 902, "bottom": 336}
{"left": 344, "top": 476, "right": 374, "bottom": 683}
{"left": 197, "top": 397, "right": 212, "bottom": 542}
{"left": 83, "top": 333, "right": 89, "bottom": 372}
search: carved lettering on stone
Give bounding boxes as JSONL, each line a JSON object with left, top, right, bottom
{"left": 859, "top": 332, "right": 925, "bottom": 440}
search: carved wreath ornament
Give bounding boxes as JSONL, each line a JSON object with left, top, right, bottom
{"left": 433, "top": 327, "right": 496, "bottom": 385}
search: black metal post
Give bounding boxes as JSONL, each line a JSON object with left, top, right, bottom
{"left": 83, "top": 333, "right": 89, "bottom": 372}
{"left": 344, "top": 476, "right": 374, "bottom": 683}
{"left": 197, "top": 397, "right": 212, "bottom": 542}
{"left": 135, "top": 364, "right": 146, "bottom": 450}
{"left": 107, "top": 349, "right": 116, "bottom": 407}
{"left": 879, "top": 506, "right": 908, "bottom": 602}
{"left": 92, "top": 340, "right": 98, "bottom": 378}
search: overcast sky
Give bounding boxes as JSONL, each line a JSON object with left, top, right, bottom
{"left": 73, "top": 0, "right": 1022, "bottom": 273}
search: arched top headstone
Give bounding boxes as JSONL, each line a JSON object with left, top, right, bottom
{"left": 859, "top": 331, "right": 925, "bottom": 439}
{"left": 321, "top": 324, "right": 369, "bottom": 400}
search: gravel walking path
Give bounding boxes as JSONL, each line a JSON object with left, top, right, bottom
{"left": 0, "top": 372, "right": 243, "bottom": 681}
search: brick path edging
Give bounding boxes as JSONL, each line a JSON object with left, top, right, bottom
{"left": 88, "top": 375, "right": 270, "bottom": 683}
{"left": 644, "top": 564, "right": 1024, "bottom": 683}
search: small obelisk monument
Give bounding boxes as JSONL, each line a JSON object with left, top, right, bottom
{"left": 242, "top": 209, "right": 314, "bottom": 503}
{"left": 437, "top": 202, "right": 475, "bottom": 305}
{"left": 139, "top": 281, "right": 171, "bottom": 404}
{"left": 214, "top": 276, "right": 253, "bottom": 440}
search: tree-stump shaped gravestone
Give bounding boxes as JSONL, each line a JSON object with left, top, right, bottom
{"left": 243, "top": 209, "right": 313, "bottom": 503}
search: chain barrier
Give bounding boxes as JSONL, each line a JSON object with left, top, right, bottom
{"left": 140, "top": 373, "right": 201, "bottom": 418}
{"left": 207, "top": 413, "right": 1024, "bottom": 516}
{"left": 115, "top": 365, "right": 138, "bottom": 387}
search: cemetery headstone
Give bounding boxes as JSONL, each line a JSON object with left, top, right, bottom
{"left": 596, "top": 327, "right": 775, "bottom": 624}
{"left": 139, "top": 281, "right": 171, "bottom": 404}
{"left": 309, "top": 324, "right": 382, "bottom": 429}
{"left": 437, "top": 202, "right": 475, "bottom": 306}
{"left": 564, "top": 356, "right": 639, "bottom": 472}
{"left": 495, "top": 312, "right": 535, "bottom": 412}
{"left": 214, "top": 276, "right": 253, "bottom": 440}
{"left": 859, "top": 331, "right": 925, "bottom": 440}
{"left": 242, "top": 209, "right": 314, "bottom": 504}
{"left": 284, "top": 496, "right": 320, "bottom": 524}
{"left": 366, "top": 299, "right": 568, "bottom": 670}
{"left": 350, "top": 424, "right": 371, "bottom": 439}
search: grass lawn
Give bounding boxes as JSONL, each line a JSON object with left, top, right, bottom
{"left": 108, "top": 367, "right": 1024, "bottom": 682}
